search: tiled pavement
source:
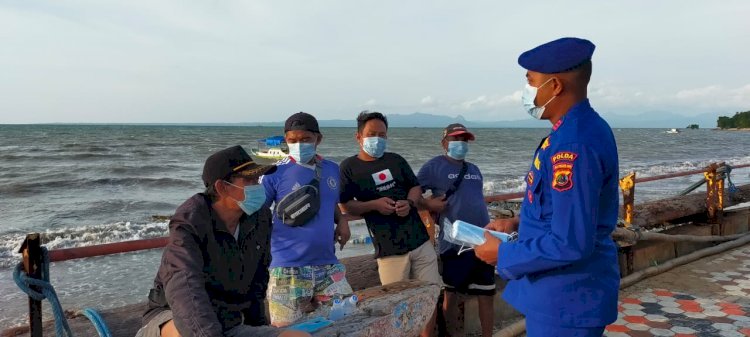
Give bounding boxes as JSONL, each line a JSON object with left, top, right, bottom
{"left": 605, "top": 247, "right": 750, "bottom": 337}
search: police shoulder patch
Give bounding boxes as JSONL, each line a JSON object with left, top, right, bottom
{"left": 550, "top": 151, "right": 578, "bottom": 164}
{"left": 552, "top": 162, "right": 573, "bottom": 192}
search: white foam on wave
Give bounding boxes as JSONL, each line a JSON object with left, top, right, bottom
{"left": 0, "top": 221, "right": 168, "bottom": 269}
{"left": 629, "top": 155, "right": 750, "bottom": 178}
{"left": 483, "top": 176, "right": 526, "bottom": 195}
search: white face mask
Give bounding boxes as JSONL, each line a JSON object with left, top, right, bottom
{"left": 521, "top": 78, "right": 556, "bottom": 120}
{"left": 287, "top": 142, "right": 316, "bottom": 163}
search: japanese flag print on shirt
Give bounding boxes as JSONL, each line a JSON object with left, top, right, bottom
{"left": 371, "top": 168, "right": 394, "bottom": 185}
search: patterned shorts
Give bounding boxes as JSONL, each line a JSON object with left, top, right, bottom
{"left": 267, "top": 263, "right": 353, "bottom": 326}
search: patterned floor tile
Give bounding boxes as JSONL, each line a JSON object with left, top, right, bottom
{"left": 606, "top": 246, "right": 750, "bottom": 337}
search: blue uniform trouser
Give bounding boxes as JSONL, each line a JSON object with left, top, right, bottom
{"left": 526, "top": 317, "right": 605, "bottom": 337}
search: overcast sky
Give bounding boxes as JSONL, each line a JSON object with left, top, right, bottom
{"left": 1, "top": 1, "right": 748, "bottom": 124}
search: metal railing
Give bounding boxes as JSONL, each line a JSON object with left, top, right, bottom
{"left": 619, "top": 162, "right": 750, "bottom": 227}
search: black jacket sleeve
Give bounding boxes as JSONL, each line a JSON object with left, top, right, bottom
{"left": 161, "top": 218, "right": 223, "bottom": 337}
{"left": 243, "top": 243, "right": 270, "bottom": 326}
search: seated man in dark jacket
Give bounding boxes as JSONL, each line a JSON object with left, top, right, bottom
{"left": 137, "top": 145, "right": 310, "bottom": 337}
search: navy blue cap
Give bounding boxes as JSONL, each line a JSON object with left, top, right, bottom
{"left": 202, "top": 145, "right": 276, "bottom": 187}
{"left": 518, "top": 37, "right": 595, "bottom": 74}
{"left": 284, "top": 112, "right": 320, "bottom": 133}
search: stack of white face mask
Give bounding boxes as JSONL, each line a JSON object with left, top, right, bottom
{"left": 443, "top": 218, "right": 513, "bottom": 255}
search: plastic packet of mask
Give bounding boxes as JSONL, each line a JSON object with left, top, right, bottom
{"left": 442, "top": 218, "right": 512, "bottom": 248}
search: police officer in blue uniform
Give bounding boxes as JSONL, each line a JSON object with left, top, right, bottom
{"left": 475, "top": 37, "right": 620, "bottom": 336}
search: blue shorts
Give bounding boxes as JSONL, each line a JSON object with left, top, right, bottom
{"left": 440, "top": 249, "right": 496, "bottom": 296}
{"left": 525, "top": 317, "right": 604, "bottom": 337}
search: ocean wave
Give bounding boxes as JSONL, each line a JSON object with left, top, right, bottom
{"left": 0, "top": 172, "right": 24, "bottom": 179}
{"left": 51, "top": 145, "right": 112, "bottom": 152}
{"left": 67, "top": 153, "right": 128, "bottom": 160}
{"left": 483, "top": 176, "right": 526, "bottom": 195}
{"left": 0, "top": 177, "right": 195, "bottom": 196}
{"left": 0, "top": 152, "right": 127, "bottom": 161}
{"left": 0, "top": 221, "right": 169, "bottom": 269}
{"left": 107, "top": 164, "right": 185, "bottom": 175}
{"left": 628, "top": 155, "right": 750, "bottom": 178}
{"left": 0, "top": 145, "right": 21, "bottom": 150}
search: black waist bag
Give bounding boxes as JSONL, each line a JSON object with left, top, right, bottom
{"left": 274, "top": 164, "right": 322, "bottom": 227}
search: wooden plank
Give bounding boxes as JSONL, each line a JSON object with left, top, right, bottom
{"left": 2, "top": 281, "right": 439, "bottom": 337}
{"left": 313, "top": 280, "right": 440, "bottom": 337}
{"left": 627, "top": 184, "right": 750, "bottom": 229}
{"left": 340, "top": 254, "right": 380, "bottom": 291}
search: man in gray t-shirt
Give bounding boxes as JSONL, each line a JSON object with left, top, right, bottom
{"left": 418, "top": 124, "right": 495, "bottom": 337}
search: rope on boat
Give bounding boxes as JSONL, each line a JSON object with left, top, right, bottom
{"left": 726, "top": 164, "right": 739, "bottom": 196}
{"left": 13, "top": 246, "right": 112, "bottom": 337}
{"left": 82, "top": 308, "right": 113, "bottom": 337}
{"left": 678, "top": 164, "right": 738, "bottom": 197}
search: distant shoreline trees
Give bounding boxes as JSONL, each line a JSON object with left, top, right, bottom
{"left": 717, "top": 110, "right": 750, "bottom": 129}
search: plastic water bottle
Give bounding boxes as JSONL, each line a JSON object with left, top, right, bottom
{"left": 329, "top": 295, "right": 358, "bottom": 320}
{"left": 329, "top": 298, "right": 345, "bottom": 321}
{"left": 342, "top": 295, "right": 358, "bottom": 316}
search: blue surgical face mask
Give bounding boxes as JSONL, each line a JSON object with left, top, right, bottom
{"left": 362, "top": 137, "right": 386, "bottom": 158}
{"left": 288, "top": 142, "right": 316, "bottom": 163}
{"left": 226, "top": 182, "right": 267, "bottom": 215}
{"left": 446, "top": 141, "right": 469, "bottom": 160}
{"left": 443, "top": 218, "right": 512, "bottom": 255}
{"left": 522, "top": 78, "right": 555, "bottom": 120}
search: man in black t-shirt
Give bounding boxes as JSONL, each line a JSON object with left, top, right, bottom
{"left": 339, "top": 111, "right": 439, "bottom": 337}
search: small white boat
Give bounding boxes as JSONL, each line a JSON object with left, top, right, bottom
{"left": 250, "top": 136, "right": 289, "bottom": 162}
{"left": 666, "top": 128, "right": 680, "bottom": 134}
{"left": 250, "top": 147, "right": 288, "bottom": 161}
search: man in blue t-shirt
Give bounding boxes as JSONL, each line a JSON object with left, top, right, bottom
{"left": 262, "top": 112, "right": 353, "bottom": 327}
{"left": 418, "top": 123, "right": 495, "bottom": 337}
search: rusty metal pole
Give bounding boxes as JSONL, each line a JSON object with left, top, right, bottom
{"left": 717, "top": 163, "right": 727, "bottom": 234}
{"left": 619, "top": 172, "right": 636, "bottom": 227}
{"left": 19, "top": 233, "right": 43, "bottom": 337}
{"left": 617, "top": 172, "right": 637, "bottom": 276}
{"left": 705, "top": 163, "right": 720, "bottom": 235}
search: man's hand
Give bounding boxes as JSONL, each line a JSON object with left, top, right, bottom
{"left": 395, "top": 200, "right": 411, "bottom": 217}
{"left": 423, "top": 196, "right": 447, "bottom": 213}
{"left": 485, "top": 217, "right": 519, "bottom": 233}
{"left": 334, "top": 220, "right": 351, "bottom": 251}
{"left": 475, "top": 231, "right": 501, "bottom": 266}
{"left": 371, "top": 197, "right": 396, "bottom": 215}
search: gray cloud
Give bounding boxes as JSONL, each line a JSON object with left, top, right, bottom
{"left": 1, "top": 1, "right": 748, "bottom": 124}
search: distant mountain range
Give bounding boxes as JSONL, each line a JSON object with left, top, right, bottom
{"left": 246, "top": 111, "right": 723, "bottom": 129}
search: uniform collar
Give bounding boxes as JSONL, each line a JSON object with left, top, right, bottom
{"left": 551, "top": 98, "right": 591, "bottom": 133}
